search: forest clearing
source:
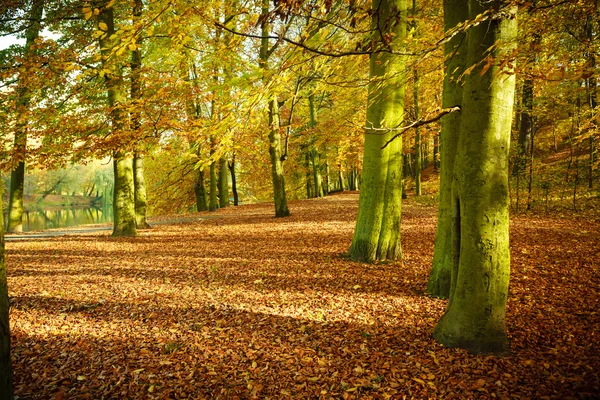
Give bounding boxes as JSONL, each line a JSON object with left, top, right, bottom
{"left": 1, "top": 0, "right": 600, "bottom": 398}
{"left": 6, "top": 193, "right": 600, "bottom": 399}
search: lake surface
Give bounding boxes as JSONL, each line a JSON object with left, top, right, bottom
{"left": 4, "top": 207, "right": 113, "bottom": 232}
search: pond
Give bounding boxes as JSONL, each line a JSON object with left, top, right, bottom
{"left": 4, "top": 207, "right": 113, "bottom": 232}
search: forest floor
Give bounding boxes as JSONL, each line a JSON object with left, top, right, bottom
{"left": 6, "top": 192, "right": 600, "bottom": 399}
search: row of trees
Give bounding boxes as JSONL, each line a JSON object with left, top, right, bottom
{"left": 0, "top": 0, "right": 598, "bottom": 396}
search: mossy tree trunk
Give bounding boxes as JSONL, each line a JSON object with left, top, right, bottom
{"left": 97, "top": 3, "right": 137, "bottom": 237}
{"left": 349, "top": 0, "right": 407, "bottom": 263}
{"left": 259, "top": 0, "right": 290, "bottom": 217}
{"left": 427, "top": 0, "right": 468, "bottom": 298}
{"left": 195, "top": 169, "right": 208, "bottom": 211}
{"left": 308, "top": 94, "right": 324, "bottom": 198}
{"left": 218, "top": 156, "right": 229, "bottom": 208}
{"left": 414, "top": 69, "right": 422, "bottom": 196}
{"left": 130, "top": 0, "right": 150, "bottom": 229}
{"left": 133, "top": 154, "right": 150, "bottom": 228}
{"left": 433, "top": 0, "right": 517, "bottom": 354}
{"left": 112, "top": 153, "right": 137, "bottom": 237}
{"left": 0, "top": 186, "right": 13, "bottom": 398}
{"left": 7, "top": 0, "right": 44, "bottom": 233}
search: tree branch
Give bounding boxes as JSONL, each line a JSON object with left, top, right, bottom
{"left": 379, "top": 106, "right": 460, "bottom": 149}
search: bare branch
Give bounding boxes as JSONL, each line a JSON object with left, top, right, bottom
{"left": 379, "top": 106, "right": 460, "bottom": 149}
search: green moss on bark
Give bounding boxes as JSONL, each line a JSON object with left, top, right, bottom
{"left": 428, "top": 0, "right": 468, "bottom": 298}
{"left": 349, "top": 0, "right": 407, "bottom": 262}
{"left": 433, "top": 0, "right": 517, "bottom": 354}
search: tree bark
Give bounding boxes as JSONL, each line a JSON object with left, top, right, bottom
{"left": 414, "top": 69, "right": 422, "bottom": 196}
{"left": 228, "top": 155, "right": 239, "bottom": 206}
{"left": 259, "top": 0, "right": 290, "bottom": 217}
{"left": 7, "top": 0, "right": 44, "bottom": 233}
{"left": 97, "top": 3, "right": 137, "bottom": 237}
{"left": 0, "top": 185, "right": 13, "bottom": 399}
{"left": 433, "top": 0, "right": 517, "bottom": 354}
{"left": 194, "top": 169, "right": 208, "bottom": 211}
{"left": 349, "top": 0, "right": 407, "bottom": 262}
{"left": 427, "top": 0, "right": 468, "bottom": 298}
{"left": 131, "top": 0, "right": 150, "bottom": 229}
{"left": 209, "top": 156, "right": 218, "bottom": 211}
{"left": 218, "top": 156, "right": 229, "bottom": 208}
{"left": 133, "top": 154, "right": 150, "bottom": 228}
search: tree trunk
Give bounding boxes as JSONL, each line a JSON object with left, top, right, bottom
{"left": 433, "top": 133, "right": 439, "bottom": 172}
{"left": 228, "top": 155, "right": 239, "bottom": 206}
{"left": 259, "top": 0, "right": 290, "bottom": 217}
{"left": 218, "top": 156, "right": 229, "bottom": 208}
{"left": 349, "top": 0, "right": 407, "bottom": 262}
{"left": 0, "top": 185, "right": 13, "bottom": 398}
{"left": 414, "top": 69, "right": 422, "bottom": 196}
{"left": 194, "top": 169, "right": 208, "bottom": 211}
{"left": 7, "top": 0, "right": 44, "bottom": 233}
{"left": 133, "top": 154, "right": 150, "bottom": 228}
{"left": 112, "top": 153, "right": 137, "bottom": 237}
{"left": 433, "top": 0, "right": 516, "bottom": 354}
{"left": 427, "top": 0, "right": 468, "bottom": 298}
{"left": 97, "top": 4, "right": 136, "bottom": 237}
{"left": 325, "top": 161, "right": 330, "bottom": 194}
{"left": 131, "top": 0, "right": 149, "bottom": 229}
{"left": 209, "top": 158, "right": 218, "bottom": 211}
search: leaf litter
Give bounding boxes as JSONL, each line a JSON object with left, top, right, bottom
{"left": 6, "top": 193, "right": 600, "bottom": 399}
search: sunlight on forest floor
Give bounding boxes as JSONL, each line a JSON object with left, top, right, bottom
{"left": 7, "top": 193, "right": 600, "bottom": 399}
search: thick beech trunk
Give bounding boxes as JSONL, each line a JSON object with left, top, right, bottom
{"left": 112, "top": 153, "right": 137, "bottom": 237}
{"left": 349, "top": 0, "right": 407, "bottom": 262}
{"left": 7, "top": 0, "right": 44, "bottom": 233}
{"left": 433, "top": 0, "right": 517, "bottom": 354}
{"left": 427, "top": 0, "right": 468, "bottom": 298}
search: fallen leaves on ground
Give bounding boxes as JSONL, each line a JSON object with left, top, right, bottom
{"left": 7, "top": 193, "right": 600, "bottom": 399}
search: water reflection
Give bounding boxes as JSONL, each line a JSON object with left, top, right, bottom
{"left": 4, "top": 207, "right": 113, "bottom": 232}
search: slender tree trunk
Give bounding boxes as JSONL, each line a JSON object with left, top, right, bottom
{"left": 194, "top": 169, "right": 208, "bottom": 211}
{"left": 259, "top": 0, "right": 290, "bottom": 217}
{"left": 131, "top": 0, "right": 149, "bottom": 229}
{"left": 0, "top": 185, "right": 13, "bottom": 398}
{"left": 97, "top": 4, "right": 136, "bottom": 237}
{"left": 338, "top": 164, "right": 345, "bottom": 192}
{"left": 427, "top": 0, "right": 468, "bottom": 298}
{"left": 209, "top": 156, "right": 218, "bottom": 211}
{"left": 433, "top": 0, "right": 517, "bottom": 354}
{"left": 228, "top": 155, "right": 239, "bottom": 206}
{"left": 433, "top": 133, "right": 439, "bottom": 172}
{"left": 414, "top": 69, "right": 422, "bottom": 196}
{"left": 218, "top": 156, "right": 229, "bottom": 207}
{"left": 133, "top": 154, "right": 150, "bottom": 228}
{"left": 308, "top": 94, "right": 324, "bottom": 198}
{"left": 325, "top": 161, "right": 330, "bottom": 194}
{"left": 526, "top": 130, "right": 535, "bottom": 210}
{"left": 7, "top": 0, "right": 44, "bottom": 233}
{"left": 349, "top": 0, "right": 407, "bottom": 262}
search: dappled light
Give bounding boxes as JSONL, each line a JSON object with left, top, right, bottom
{"left": 6, "top": 193, "right": 600, "bottom": 398}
